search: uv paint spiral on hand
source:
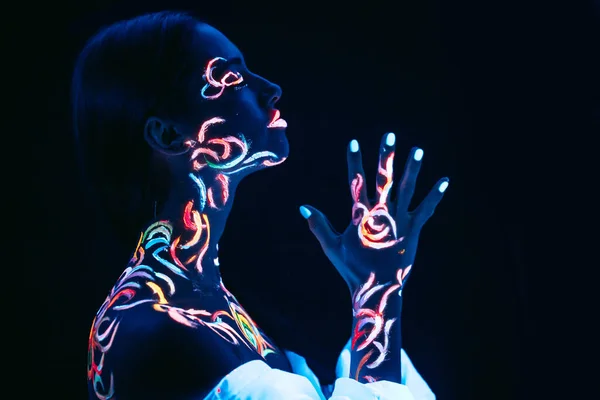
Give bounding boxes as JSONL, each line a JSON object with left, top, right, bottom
{"left": 351, "top": 151, "right": 403, "bottom": 249}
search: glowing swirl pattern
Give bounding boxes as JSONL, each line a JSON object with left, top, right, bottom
{"left": 87, "top": 222, "right": 278, "bottom": 399}
{"left": 186, "top": 117, "right": 285, "bottom": 178}
{"left": 153, "top": 295, "right": 276, "bottom": 357}
{"left": 351, "top": 152, "right": 403, "bottom": 249}
{"left": 171, "top": 300, "right": 277, "bottom": 357}
{"left": 87, "top": 230, "right": 176, "bottom": 399}
{"left": 201, "top": 57, "right": 245, "bottom": 100}
{"left": 89, "top": 55, "right": 289, "bottom": 397}
{"left": 351, "top": 266, "right": 411, "bottom": 381}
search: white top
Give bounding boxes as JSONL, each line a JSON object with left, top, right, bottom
{"left": 203, "top": 339, "right": 435, "bottom": 399}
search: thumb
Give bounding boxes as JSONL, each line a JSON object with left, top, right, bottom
{"left": 299, "top": 205, "right": 339, "bottom": 251}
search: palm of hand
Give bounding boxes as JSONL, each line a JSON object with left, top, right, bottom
{"left": 302, "top": 132, "right": 449, "bottom": 292}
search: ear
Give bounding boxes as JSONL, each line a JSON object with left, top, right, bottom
{"left": 144, "top": 117, "right": 190, "bottom": 155}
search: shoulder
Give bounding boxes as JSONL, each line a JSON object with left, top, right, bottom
{"left": 88, "top": 303, "right": 241, "bottom": 400}
{"left": 87, "top": 303, "right": 175, "bottom": 399}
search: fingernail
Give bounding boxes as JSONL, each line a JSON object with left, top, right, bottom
{"left": 385, "top": 132, "right": 395, "bottom": 146}
{"left": 414, "top": 148, "right": 424, "bottom": 161}
{"left": 299, "top": 206, "right": 312, "bottom": 219}
{"left": 438, "top": 181, "right": 449, "bottom": 193}
{"left": 349, "top": 139, "right": 359, "bottom": 153}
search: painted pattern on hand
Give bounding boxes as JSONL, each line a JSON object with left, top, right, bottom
{"left": 300, "top": 133, "right": 449, "bottom": 384}
{"left": 350, "top": 150, "right": 403, "bottom": 250}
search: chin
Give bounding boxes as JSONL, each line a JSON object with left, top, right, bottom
{"left": 269, "top": 131, "right": 289, "bottom": 160}
{"left": 260, "top": 132, "right": 288, "bottom": 167}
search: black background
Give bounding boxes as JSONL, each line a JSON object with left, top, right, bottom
{"left": 19, "top": 0, "right": 599, "bottom": 398}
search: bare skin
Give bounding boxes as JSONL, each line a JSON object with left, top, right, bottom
{"left": 87, "top": 24, "right": 292, "bottom": 399}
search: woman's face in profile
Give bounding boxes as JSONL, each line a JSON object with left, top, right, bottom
{"left": 185, "top": 24, "right": 289, "bottom": 172}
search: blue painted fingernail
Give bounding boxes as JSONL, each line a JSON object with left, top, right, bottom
{"left": 438, "top": 181, "right": 449, "bottom": 193}
{"left": 414, "top": 148, "right": 424, "bottom": 161}
{"left": 349, "top": 140, "right": 359, "bottom": 153}
{"left": 385, "top": 132, "right": 395, "bottom": 146}
{"left": 299, "top": 206, "right": 312, "bottom": 219}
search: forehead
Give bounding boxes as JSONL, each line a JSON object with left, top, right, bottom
{"left": 195, "top": 24, "right": 244, "bottom": 63}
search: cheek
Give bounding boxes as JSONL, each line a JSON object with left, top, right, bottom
{"left": 200, "top": 92, "right": 265, "bottom": 142}
{"left": 231, "top": 90, "right": 262, "bottom": 119}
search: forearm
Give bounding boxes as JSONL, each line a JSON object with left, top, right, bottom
{"left": 349, "top": 272, "right": 404, "bottom": 383}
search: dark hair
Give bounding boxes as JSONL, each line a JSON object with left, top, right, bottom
{"left": 72, "top": 11, "right": 204, "bottom": 244}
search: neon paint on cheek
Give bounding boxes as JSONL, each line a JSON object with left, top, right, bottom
{"left": 201, "top": 57, "right": 245, "bottom": 100}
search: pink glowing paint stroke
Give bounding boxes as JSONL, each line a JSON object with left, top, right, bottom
{"left": 201, "top": 57, "right": 244, "bottom": 100}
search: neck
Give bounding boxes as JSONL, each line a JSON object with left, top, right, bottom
{"left": 145, "top": 168, "right": 240, "bottom": 292}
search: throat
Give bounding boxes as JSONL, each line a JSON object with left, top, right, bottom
{"left": 136, "top": 219, "right": 223, "bottom": 293}
{"left": 138, "top": 170, "right": 239, "bottom": 293}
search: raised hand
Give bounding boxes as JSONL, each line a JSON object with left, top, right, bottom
{"left": 300, "top": 132, "right": 449, "bottom": 294}
{"left": 300, "top": 132, "right": 448, "bottom": 384}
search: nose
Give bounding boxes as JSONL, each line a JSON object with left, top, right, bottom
{"left": 260, "top": 79, "right": 282, "bottom": 108}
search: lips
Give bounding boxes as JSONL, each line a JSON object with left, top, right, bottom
{"left": 268, "top": 109, "right": 287, "bottom": 128}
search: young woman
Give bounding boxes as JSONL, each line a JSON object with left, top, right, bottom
{"left": 74, "top": 11, "right": 447, "bottom": 399}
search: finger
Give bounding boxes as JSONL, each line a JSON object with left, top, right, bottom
{"left": 396, "top": 147, "right": 424, "bottom": 214}
{"left": 412, "top": 178, "right": 449, "bottom": 225}
{"left": 299, "top": 205, "right": 339, "bottom": 253}
{"left": 375, "top": 132, "right": 396, "bottom": 206}
{"left": 347, "top": 139, "right": 370, "bottom": 209}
